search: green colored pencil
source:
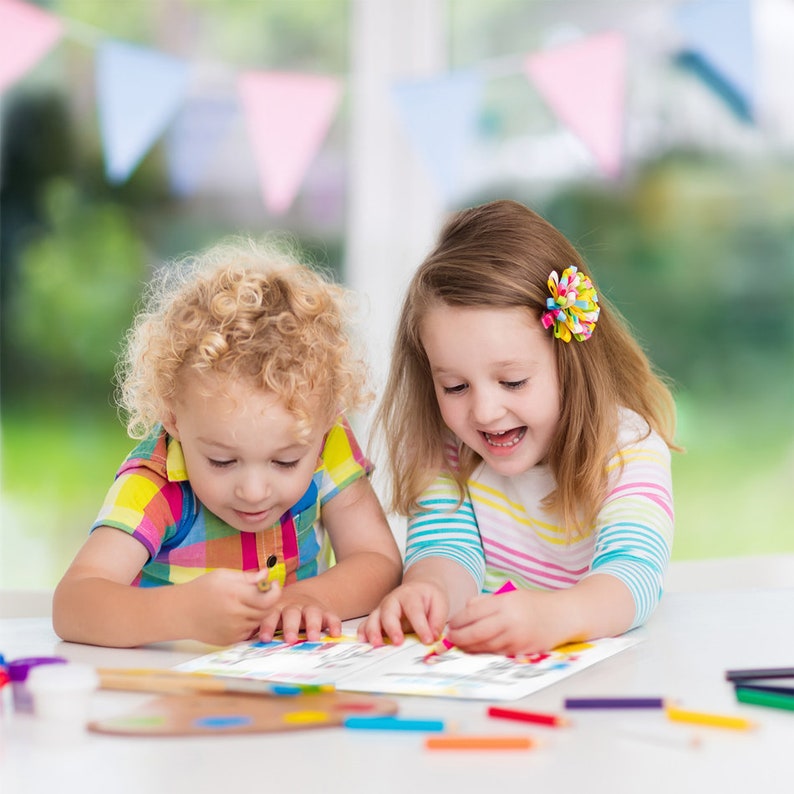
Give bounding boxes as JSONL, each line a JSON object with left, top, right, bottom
{"left": 735, "top": 686, "right": 794, "bottom": 712}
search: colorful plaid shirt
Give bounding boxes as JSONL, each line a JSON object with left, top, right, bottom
{"left": 92, "top": 416, "right": 372, "bottom": 588}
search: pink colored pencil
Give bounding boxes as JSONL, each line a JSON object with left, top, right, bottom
{"left": 487, "top": 705, "right": 570, "bottom": 727}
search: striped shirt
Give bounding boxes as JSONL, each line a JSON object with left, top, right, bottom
{"left": 404, "top": 408, "right": 674, "bottom": 628}
{"left": 92, "top": 416, "right": 372, "bottom": 588}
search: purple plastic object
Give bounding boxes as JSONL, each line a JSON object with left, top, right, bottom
{"left": 7, "top": 656, "right": 67, "bottom": 712}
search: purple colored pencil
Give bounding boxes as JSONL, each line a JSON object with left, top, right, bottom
{"left": 564, "top": 697, "right": 665, "bottom": 710}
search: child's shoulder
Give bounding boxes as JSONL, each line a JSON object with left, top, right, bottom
{"left": 117, "top": 427, "right": 169, "bottom": 478}
{"left": 616, "top": 407, "right": 669, "bottom": 455}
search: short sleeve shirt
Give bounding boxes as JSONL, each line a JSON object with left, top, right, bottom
{"left": 92, "top": 416, "right": 372, "bottom": 588}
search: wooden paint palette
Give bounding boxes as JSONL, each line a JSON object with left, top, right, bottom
{"left": 89, "top": 691, "right": 398, "bottom": 737}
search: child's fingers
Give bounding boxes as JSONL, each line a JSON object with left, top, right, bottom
{"left": 302, "top": 606, "right": 324, "bottom": 641}
{"left": 323, "top": 611, "right": 342, "bottom": 638}
{"left": 279, "top": 605, "right": 305, "bottom": 645}
{"left": 377, "top": 605, "right": 409, "bottom": 645}
{"left": 399, "top": 598, "right": 438, "bottom": 645}
{"left": 357, "top": 610, "right": 388, "bottom": 645}
{"left": 257, "top": 609, "right": 283, "bottom": 643}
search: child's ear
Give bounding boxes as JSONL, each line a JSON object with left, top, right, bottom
{"left": 161, "top": 409, "right": 180, "bottom": 440}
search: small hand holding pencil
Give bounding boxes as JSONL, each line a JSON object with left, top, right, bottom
{"left": 423, "top": 580, "right": 517, "bottom": 663}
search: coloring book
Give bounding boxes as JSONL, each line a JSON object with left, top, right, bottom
{"left": 175, "top": 633, "right": 640, "bottom": 701}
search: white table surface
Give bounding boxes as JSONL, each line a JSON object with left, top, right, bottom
{"left": 1, "top": 574, "right": 793, "bottom": 794}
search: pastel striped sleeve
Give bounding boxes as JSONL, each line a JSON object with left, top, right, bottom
{"left": 587, "top": 427, "right": 674, "bottom": 628}
{"left": 404, "top": 472, "right": 485, "bottom": 589}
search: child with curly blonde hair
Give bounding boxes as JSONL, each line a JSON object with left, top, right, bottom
{"left": 54, "top": 237, "right": 401, "bottom": 648}
{"left": 359, "top": 200, "right": 677, "bottom": 656}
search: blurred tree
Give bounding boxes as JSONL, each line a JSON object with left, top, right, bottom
{"left": 7, "top": 179, "right": 145, "bottom": 401}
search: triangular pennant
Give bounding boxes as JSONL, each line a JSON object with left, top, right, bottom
{"left": 165, "top": 96, "right": 237, "bottom": 197}
{"left": 390, "top": 70, "right": 483, "bottom": 199}
{"left": 96, "top": 40, "right": 190, "bottom": 184}
{"left": 525, "top": 31, "right": 626, "bottom": 179}
{"left": 237, "top": 71, "right": 342, "bottom": 215}
{"left": 0, "top": 0, "right": 63, "bottom": 93}
{"left": 675, "top": 0, "right": 755, "bottom": 121}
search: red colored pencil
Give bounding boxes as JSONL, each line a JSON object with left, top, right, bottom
{"left": 487, "top": 705, "right": 570, "bottom": 727}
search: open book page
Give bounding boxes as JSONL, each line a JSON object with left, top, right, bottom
{"left": 175, "top": 633, "right": 641, "bottom": 701}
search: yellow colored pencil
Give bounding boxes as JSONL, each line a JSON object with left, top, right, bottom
{"left": 665, "top": 705, "right": 756, "bottom": 731}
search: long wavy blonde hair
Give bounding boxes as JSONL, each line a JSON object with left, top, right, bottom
{"left": 117, "top": 236, "right": 370, "bottom": 440}
{"left": 376, "top": 200, "right": 677, "bottom": 536}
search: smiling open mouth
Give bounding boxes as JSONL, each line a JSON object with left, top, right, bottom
{"left": 482, "top": 427, "right": 527, "bottom": 448}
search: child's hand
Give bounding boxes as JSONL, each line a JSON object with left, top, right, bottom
{"left": 182, "top": 569, "right": 281, "bottom": 646}
{"left": 445, "top": 589, "right": 565, "bottom": 656}
{"left": 257, "top": 589, "right": 342, "bottom": 645}
{"left": 357, "top": 581, "right": 449, "bottom": 647}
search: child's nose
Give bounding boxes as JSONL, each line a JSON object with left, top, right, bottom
{"left": 470, "top": 387, "right": 504, "bottom": 426}
{"left": 234, "top": 470, "right": 271, "bottom": 504}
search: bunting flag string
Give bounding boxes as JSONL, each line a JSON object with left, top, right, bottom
{"left": 390, "top": 70, "right": 484, "bottom": 200}
{"left": 525, "top": 31, "right": 627, "bottom": 180}
{"left": 0, "top": 0, "right": 63, "bottom": 94}
{"left": 0, "top": 0, "right": 768, "bottom": 212}
{"left": 675, "top": 0, "right": 756, "bottom": 121}
{"left": 165, "top": 96, "right": 238, "bottom": 197}
{"left": 237, "top": 71, "right": 342, "bottom": 216}
{"left": 96, "top": 41, "right": 190, "bottom": 184}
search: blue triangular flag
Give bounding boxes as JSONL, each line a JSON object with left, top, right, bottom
{"left": 165, "top": 95, "right": 237, "bottom": 197}
{"left": 391, "top": 69, "right": 483, "bottom": 200}
{"left": 96, "top": 40, "right": 190, "bottom": 183}
{"left": 675, "top": 0, "right": 755, "bottom": 121}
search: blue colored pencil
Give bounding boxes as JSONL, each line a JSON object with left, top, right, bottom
{"left": 343, "top": 715, "right": 445, "bottom": 732}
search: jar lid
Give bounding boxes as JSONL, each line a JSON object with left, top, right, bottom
{"left": 7, "top": 656, "right": 67, "bottom": 682}
{"left": 26, "top": 662, "right": 99, "bottom": 694}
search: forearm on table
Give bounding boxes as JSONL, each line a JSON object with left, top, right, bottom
{"left": 551, "top": 573, "right": 637, "bottom": 644}
{"left": 52, "top": 577, "right": 189, "bottom": 648}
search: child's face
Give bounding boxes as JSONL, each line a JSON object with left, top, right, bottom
{"left": 163, "top": 372, "right": 327, "bottom": 534}
{"left": 420, "top": 304, "right": 560, "bottom": 477}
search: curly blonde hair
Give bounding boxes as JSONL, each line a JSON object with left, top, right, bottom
{"left": 377, "top": 200, "right": 678, "bottom": 537}
{"left": 117, "top": 236, "right": 371, "bottom": 440}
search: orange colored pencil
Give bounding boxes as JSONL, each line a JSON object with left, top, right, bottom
{"left": 425, "top": 735, "right": 534, "bottom": 751}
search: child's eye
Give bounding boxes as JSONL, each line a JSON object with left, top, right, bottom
{"left": 442, "top": 384, "right": 467, "bottom": 395}
{"left": 502, "top": 379, "right": 528, "bottom": 390}
{"left": 274, "top": 460, "right": 300, "bottom": 470}
{"left": 208, "top": 458, "right": 234, "bottom": 468}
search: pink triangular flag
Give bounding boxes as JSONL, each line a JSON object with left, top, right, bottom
{"left": 0, "top": 0, "right": 63, "bottom": 93}
{"left": 237, "top": 71, "right": 342, "bottom": 215}
{"left": 525, "top": 31, "right": 626, "bottom": 179}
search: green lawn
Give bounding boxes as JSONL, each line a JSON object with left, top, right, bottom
{"left": 1, "top": 394, "right": 792, "bottom": 589}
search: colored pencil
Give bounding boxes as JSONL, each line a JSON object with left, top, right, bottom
{"left": 423, "top": 580, "right": 517, "bottom": 663}
{"left": 425, "top": 735, "right": 534, "bottom": 751}
{"left": 256, "top": 580, "right": 272, "bottom": 593}
{"left": 97, "top": 668, "right": 334, "bottom": 696}
{"left": 564, "top": 697, "right": 665, "bottom": 710}
{"left": 735, "top": 686, "right": 794, "bottom": 712}
{"left": 343, "top": 716, "right": 445, "bottom": 732}
{"left": 487, "top": 705, "right": 570, "bottom": 727}
{"left": 665, "top": 705, "right": 755, "bottom": 731}
{"left": 725, "top": 666, "right": 794, "bottom": 682}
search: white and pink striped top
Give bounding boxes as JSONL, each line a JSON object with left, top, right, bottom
{"left": 404, "top": 408, "right": 674, "bottom": 628}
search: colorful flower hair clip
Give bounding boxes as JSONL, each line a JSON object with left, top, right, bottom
{"left": 541, "top": 266, "right": 600, "bottom": 343}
